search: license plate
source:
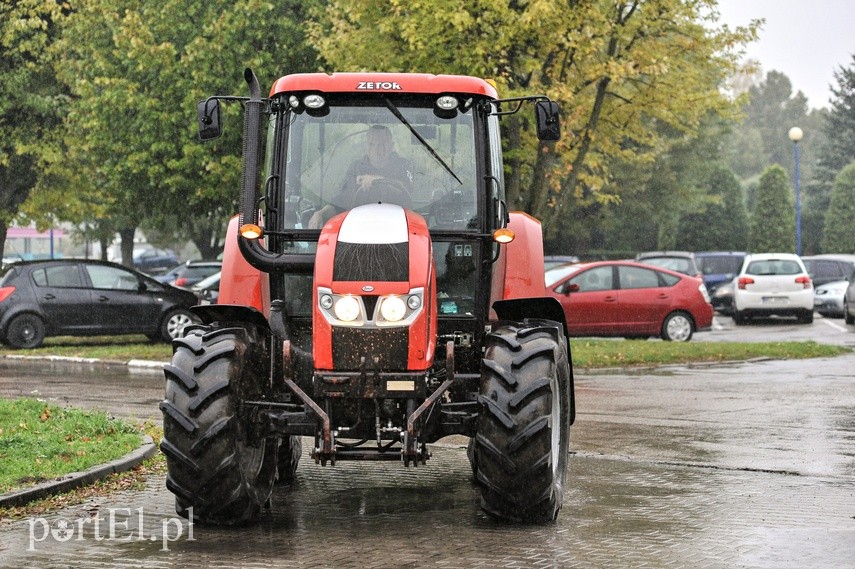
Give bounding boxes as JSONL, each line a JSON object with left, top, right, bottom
{"left": 761, "top": 296, "right": 786, "bottom": 304}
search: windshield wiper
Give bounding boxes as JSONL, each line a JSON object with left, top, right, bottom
{"left": 382, "top": 96, "right": 462, "bottom": 185}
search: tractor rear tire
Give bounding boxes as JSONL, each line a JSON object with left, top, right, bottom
{"left": 472, "top": 320, "right": 571, "bottom": 523}
{"left": 276, "top": 436, "right": 302, "bottom": 484}
{"left": 159, "top": 324, "right": 277, "bottom": 525}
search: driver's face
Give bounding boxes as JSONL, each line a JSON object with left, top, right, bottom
{"left": 366, "top": 130, "right": 393, "bottom": 167}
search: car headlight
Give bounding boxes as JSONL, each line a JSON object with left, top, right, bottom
{"left": 333, "top": 296, "right": 361, "bottom": 322}
{"left": 379, "top": 296, "right": 407, "bottom": 322}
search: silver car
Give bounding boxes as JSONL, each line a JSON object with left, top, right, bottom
{"left": 814, "top": 279, "right": 848, "bottom": 318}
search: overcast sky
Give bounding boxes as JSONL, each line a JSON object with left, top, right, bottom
{"left": 715, "top": 0, "right": 855, "bottom": 109}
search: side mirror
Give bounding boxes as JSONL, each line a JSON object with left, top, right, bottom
{"left": 535, "top": 100, "right": 560, "bottom": 142}
{"left": 197, "top": 98, "right": 222, "bottom": 140}
{"left": 137, "top": 281, "right": 148, "bottom": 292}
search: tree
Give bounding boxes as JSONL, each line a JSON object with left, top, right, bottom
{"left": 750, "top": 165, "right": 794, "bottom": 253}
{"left": 678, "top": 166, "right": 748, "bottom": 251}
{"left": 37, "top": 0, "right": 322, "bottom": 265}
{"left": 0, "top": 1, "right": 69, "bottom": 259}
{"left": 307, "top": 0, "right": 758, "bottom": 249}
{"left": 821, "top": 162, "right": 855, "bottom": 254}
{"left": 818, "top": 54, "right": 855, "bottom": 180}
{"left": 722, "top": 68, "right": 829, "bottom": 254}
{"left": 808, "top": 53, "right": 855, "bottom": 253}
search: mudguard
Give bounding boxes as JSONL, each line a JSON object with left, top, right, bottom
{"left": 218, "top": 215, "right": 269, "bottom": 315}
{"left": 489, "top": 211, "right": 566, "bottom": 332}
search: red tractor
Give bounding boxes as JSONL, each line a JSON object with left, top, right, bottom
{"left": 160, "top": 69, "right": 575, "bottom": 524}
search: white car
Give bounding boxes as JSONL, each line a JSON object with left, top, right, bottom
{"left": 732, "top": 253, "right": 814, "bottom": 325}
{"left": 814, "top": 279, "right": 849, "bottom": 318}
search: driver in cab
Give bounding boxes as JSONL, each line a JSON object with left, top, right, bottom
{"left": 309, "top": 125, "right": 413, "bottom": 228}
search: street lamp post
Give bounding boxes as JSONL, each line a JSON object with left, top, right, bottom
{"left": 788, "top": 126, "right": 804, "bottom": 255}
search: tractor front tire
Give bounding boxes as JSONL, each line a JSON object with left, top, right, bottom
{"left": 472, "top": 320, "right": 571, "bottom": 523}
{"left": 159, "top": 324, "right": 277, "bottom": 525}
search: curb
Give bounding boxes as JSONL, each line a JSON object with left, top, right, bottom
{"left": 2, "top": 354, "right": 167, "bottom": 370}
{"left": 0, "top": 435, "right": 158, "bottom": 509}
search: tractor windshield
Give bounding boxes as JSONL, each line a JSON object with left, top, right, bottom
{"left": 274, "top": 96, "right": 479, "bottom": 231}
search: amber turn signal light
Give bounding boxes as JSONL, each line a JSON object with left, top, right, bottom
{"left": 492, "top": 228, "right": 515, "bottom": 244}
{"left": 240, "top": 223, "right": 263, "bottom": 240}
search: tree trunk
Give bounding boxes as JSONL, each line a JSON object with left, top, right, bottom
{"left": 0, "top": 219, "right": 7, "bottom": 263}
{"left": 119, "top": 227, "right": 136, "bottom": 267}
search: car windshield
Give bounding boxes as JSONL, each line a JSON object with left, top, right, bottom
{"left": 277, "top": 96, "right": 478, "bottom": 231}
{"left": 546, "top": 263, "right": 587, "bottom": 287}
{"left": 746, "top": 260, "right": 802, "bottom": 275}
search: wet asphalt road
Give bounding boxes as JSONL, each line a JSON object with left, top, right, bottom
{"left": 0, "top": 318, "right": 854, "bottom": 568}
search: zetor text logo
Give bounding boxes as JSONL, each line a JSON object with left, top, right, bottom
{"left": 356, "top": 81, "right": 402, "bottom": 91}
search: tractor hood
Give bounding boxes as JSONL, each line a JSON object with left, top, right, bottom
{"left": 312, "top": 204, "right": 437, "bottom": 371}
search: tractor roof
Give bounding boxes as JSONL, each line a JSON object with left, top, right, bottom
{"left": 269, "top": 73, "right": 498, "bottom": 99}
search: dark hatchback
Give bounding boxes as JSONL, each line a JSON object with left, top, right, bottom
{"left": 0, "top": 259, "right": 199, "bottom": 349}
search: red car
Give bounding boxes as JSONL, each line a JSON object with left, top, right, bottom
{"left": 545, "top": 260, "right": 714, "bottom": 341}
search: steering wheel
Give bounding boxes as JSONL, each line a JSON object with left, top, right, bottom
{"left": 353, "top": 177, "right": 412, "bottom": 208}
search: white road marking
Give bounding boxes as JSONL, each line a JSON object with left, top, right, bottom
{"left": 820, "top": 317, "right": 848, "bottom": 332}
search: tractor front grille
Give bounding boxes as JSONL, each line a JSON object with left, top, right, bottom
{"left": 332, "top": 327, "right": 409, "bottom": 370}
{"left": 333, "top": 242, "right": 408, "bottom": 282}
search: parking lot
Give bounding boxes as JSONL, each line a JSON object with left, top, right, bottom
{"left": 1, "top": 316, "right": 854, "bottom": 568}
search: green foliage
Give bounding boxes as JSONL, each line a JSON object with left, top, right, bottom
{"left": 27, "top": 0, "right": 323, "bottom": 263}
{"left": 750, "top": 165, "right": 795, "bottom": 252}
{"left": 821, "top": 162, "right": 855, "bottom": 253}
{"left": 0, "top": 0, "right": 69, "bottom": 255}
{"left": 308, "top": 0, "right": 758, "bottom": 246}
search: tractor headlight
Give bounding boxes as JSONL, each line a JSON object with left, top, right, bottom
{"left": 333, "top": 295, "right": 361, "bottom": 322}
{"left": 379, "top": 296, "right": 407, "bottom": 322}
{"left": 317, "top": 287, "right": 423, "bottom": 327}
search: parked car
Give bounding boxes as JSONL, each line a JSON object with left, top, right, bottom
{"left": 634, "top": 251, "right": 702, "bottom": 279}
{"left": 132, "top": 247, "right": 179, "bottom": 276}
{"left": 0, "top": 259, "right": 200, "bottom": 349}
{"left": 156, "top": 260, "right": 222, "bottom": 288}
{"left": 814, "top": 279, "right": 849, "bottom": 318}
{"left": 544, "top": 255, "right": 581, "bottom": 271}
{"left": 732, "top": 253, "right": 814, "bottom": 325}
{"left": 694, "top": 251, "right": 746, "bottom": 295}
{"left": 191, "top": 270, "right": 221, "bottom": 305}
{"left": 801, "top": 254, "right": 855, "bottom": 287}
{"left": 710, "top": 279, "right": 735, "bottom": 315}
{"left": 845, "top": 267, "right": 855, "bottom": 325}
{"left": 545, "top": 260, "right": 713, "bottom": 341}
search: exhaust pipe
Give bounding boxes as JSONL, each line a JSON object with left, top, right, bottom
{"left": 239, "top": 68, "right": 264, "bottom": 231}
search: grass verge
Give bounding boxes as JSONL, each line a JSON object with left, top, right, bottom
{"left": 0, "top": 398, "right": 143, "bottom": 494}
{"left": 0, "top": 335, "right": 172, "bottom": 362}
{"left": 570, "top": 339, "right": 850, "bottom": 368}
{"left": 0, "top": 423, "right": 164, "bottom": 523}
